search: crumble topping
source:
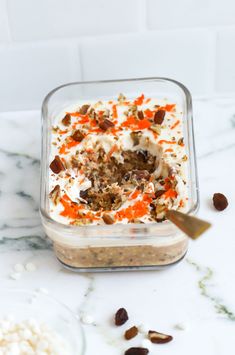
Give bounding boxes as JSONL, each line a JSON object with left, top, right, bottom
{"left": 49, "top": 94, "right": 189, "bottom": 225}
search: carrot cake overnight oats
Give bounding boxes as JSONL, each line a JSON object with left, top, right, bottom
{"left": 49, "top": 94, "right": 188, "bottom": 226}
{"left": 41, "top": 79, "right": 199, "bottom": 271}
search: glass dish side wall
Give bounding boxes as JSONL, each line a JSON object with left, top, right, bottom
{"left": 40, "top": 78, "right": 199, "bottom": 270}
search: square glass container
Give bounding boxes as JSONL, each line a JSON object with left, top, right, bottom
{"left": 40, "top": 78, "right": 199, "bottom": 272}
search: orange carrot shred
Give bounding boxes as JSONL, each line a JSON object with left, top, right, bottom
{"left": 134, "top": 94, "right": 145, "bottom": 106}
{"left": 170, "top": 120, "right": 180, "bottom": 130}
{"left": 163, "top": 189, "right": 178, "bottom": 199}
{"left": 112, "top": 104, "right": 118, "bottom": 119}
{"left": 158, "top": 140, "right": 176, "bottom": 145}
{"left": 106, "top": 144, "right": 118, "bottom": 161}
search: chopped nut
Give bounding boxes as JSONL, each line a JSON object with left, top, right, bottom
{"left": 115, "top": 308, "right": 129, "bottom": 326}
{"left": 182, "top": 155, "right": 188, "bottom": 161}
{"left": 71, "top": 129, "right": 85, "bottom": 142}
{"left": 125, "top": 326, "right": 138, "bottom": 340}
{"left": 99, "top": 119, "right": 115, "bottom": 131}
{"left": 154, "top": 189, "right": 166, "bottom": 198}
{"left": 148, "top": 330, "right": 173, "bottom": 344}
{"left": 50, "top": 155, "right": 65, "bottom": 174}
{"left": 154, "top": 110, "right": 165, "bottom": 124}
{"left": 150, "top": 124, "right": 161, "bottom": 135}
{"left": 213, "top": 193, "right": 228, "bottom": 211}
{"left": 102, "top": 213, "right": 115, "bottom": 225}
{"left": 79, "top": 104, "right": 90, "bottom": 115}
{"left": 137, "top": 111, "right": 144, "bottom": 120}
{"left": 130, "top": 131, "right": 142, "bottom": 146}
{"left": 125, "top": 348, "right": 149, "bottom": 355}
{"left": 118, "top": 93, "right": 126, "bottom": 103}
{"left": 49, "top": 185, "right": 61, "bottom": 205}
{"left": 61, "top": 113, "right": 71, "bottom": 126}
{"left": 80, "top": 190, "right": 89, "bottom": 199}
{"left": 178, "top": 137, "right": 184, "bottom": 145}
{"left": 132, "top": 170, "right": 150, "bottom": 181}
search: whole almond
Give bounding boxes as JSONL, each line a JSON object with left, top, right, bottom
{"left": 148, "top": 330, "right": 173, "bottom": 344}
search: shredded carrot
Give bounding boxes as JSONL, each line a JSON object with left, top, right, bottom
{"left": 162, "top": 104, "right": 176, "bottom": 112}
{"left": 116, "top": 199, "right": 149, "bottom": 221}
{"left": 158, "top": 140, "right": 176, "bottom": 145}
{"left": 69, "top": 112, "right": 80, "bottom": 117}
{"left": 170, "top": 120, "right": 180, "bottom": 130}
{"left": 77, "top": 116, "right": 89, "bottom": 124}
{"left": 165, "top": 148, "right": 174, "bottom": 153}
{"left": 59, "top": 139, "right": 80, "bottom": 154}
{"left": 136, "top": 119, "right": 151, "bottom": 129}
{"left": 112, "top": 104, "right": 118, "bottom": 119}
{"left": 98, "top": 111, "right": 104, "bottom": 117}
{"left": 106, "top": 144, "right": 118, "bottom": 160}
{"left": 60, "top": 194, "right": 82, "bottom": 219}
{"left": 144, "top": 109, "right": 154, "bottom": 118}
{"left": 58, "top": 130, "right": 68, "bottom": 135}
{"left": 59, "top": 144, "right": 67, "bottom": 155}
{"left": 163, "top": 189, "right": 178, "bottom": 199}
{"left": 134, "top": 94, "right": 145, "bottom": 106}
{"left": 145, "top": 98, "right": 151, "bottom": 104}
{"left": 121, "top": 116, "right": 151, "bottom": 130}
{"left": 129, "top": 189, "right": 141, "bottom": 200}
{"left": 179, "top": 199, "right": 184, "bottom": 208}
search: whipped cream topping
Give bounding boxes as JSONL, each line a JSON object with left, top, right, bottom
{"left": 48, "top": 94, "right": 189, "bottom": 226}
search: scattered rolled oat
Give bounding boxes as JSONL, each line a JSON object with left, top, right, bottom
{"left": 115, "top": 308, "right": 129, "bottom": 326}
{"left": 25, "top": 262, "right": 37, "bottom": 272}
{"left": 14, "top": 263, "right": 25, "bottom": 273}
{"left": 213, "top": 193, "right": 228, "bottom": 211}
{"left": 81, "top": 314, "right": 94, "bottom": 325}
{"left": 9, "top": 272, "right": 21, "bottom": 280}
{"left": 174, "top": 322, "right": 188, "bottom": 331}
{"left": 124, "top": 326, "right": 138, "bottom": 340}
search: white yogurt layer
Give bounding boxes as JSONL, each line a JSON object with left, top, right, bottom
{"left": 48, "top": 94, "right": 189, "bottom": 226}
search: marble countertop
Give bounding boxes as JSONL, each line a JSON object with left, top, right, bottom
{"left": 0, "top": 96, "right": 235, "bottom": 355}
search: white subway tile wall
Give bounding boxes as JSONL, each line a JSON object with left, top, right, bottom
{"left": 0, "top": 0, "right": 235, "bottom": 111}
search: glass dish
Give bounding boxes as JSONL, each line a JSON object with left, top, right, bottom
{"left": 0, "top": 289, "right": 85, "bottom": 354}
{"left": 40, "top": 77, "right": 199, "bottom": 272}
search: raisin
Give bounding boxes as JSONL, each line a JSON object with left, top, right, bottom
{"left": 213, "top": 193, "right": 228, "bottom": 211}
{"left": 79, "top": 104, "right": 90, "bottom": 115}
{"left": 137, "top": 111, "right": 144, "bottom": 120}
{"left": 50, "top": 155, "right": 65, "bottom": 174}
{"left": 154, "top": 110, "right": 165, "bottom": 124}
{"left": 61, "top": 113, "right": 71, "bottom": 126}
{"left": 124, "top": 326, "right": 138, "bottom": 340}
{"left": 71, "top": 129, "right": 84, "bottom": 142}
{"left": 124, "top": 348, "right": 149, "bottom": 355}
{"left": 115, "top": 308, "right": 128, "bottom": 326}
{"left": 99, "top": 119, "right": 115, "bottom": 131}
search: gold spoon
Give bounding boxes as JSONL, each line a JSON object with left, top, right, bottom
{"left": 165, "top": 210, "right": 211, "bottom": 240}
